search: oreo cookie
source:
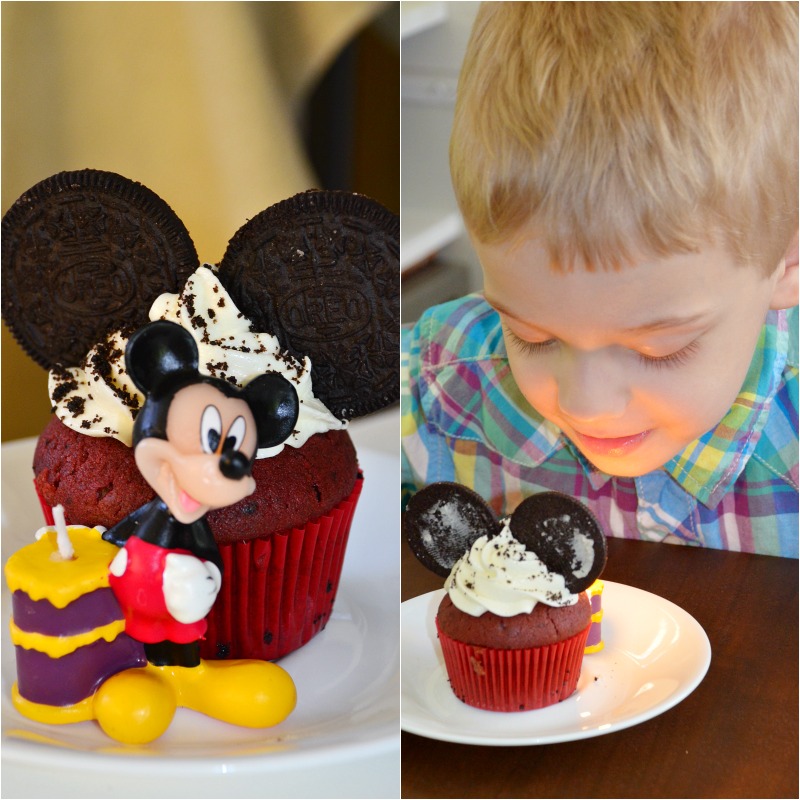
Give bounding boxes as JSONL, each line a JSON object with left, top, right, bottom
{"left": 1, "top": 170, "right": 199, "bottom": 369}
{"left": 218, "top": 190, "right": 399, "bottom": 420}
{"left": 509, "top": 492, "right": 607, "bottom": 593}
{"left": 403, "top": 482, "right": 499, "bottom": 578}
{"left": 405, "top": 482, "right": 607, "bottom": 589}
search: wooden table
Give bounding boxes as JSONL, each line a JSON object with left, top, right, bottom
{"left": 401, "top": 537, "right": 798, "bottom": 799}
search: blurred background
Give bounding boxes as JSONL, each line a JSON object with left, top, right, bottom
{"left": 400, "top": 1, "right": 481, "bottom": 323}
{"left": 1, "top": 1, "right": 399, "bottom": 441}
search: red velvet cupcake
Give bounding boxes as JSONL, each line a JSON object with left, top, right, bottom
{"left": 4, "top": 172, "right": 398, "bottom": 682}
{"left": 404, "top": 484, "right": 607, "bottom": 712}
{"left": 6, "top": 173, "right": 398, "bottom": 666}
{"left": 33, "top": 267, "right": 365, "bottom": 661}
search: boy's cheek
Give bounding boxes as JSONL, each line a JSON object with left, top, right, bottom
{"left": 505, "top": 357, "right": 558, "bottom": 415}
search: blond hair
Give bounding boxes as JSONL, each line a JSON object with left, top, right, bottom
{"left": 450, "top": 2, "right": 799, "bottom": 272}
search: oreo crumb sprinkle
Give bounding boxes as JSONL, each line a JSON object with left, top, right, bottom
{"left": 52, "top": 376, "right": 78, "bottom": 402}
{"left": 66, "top": 396, "right": 85, "bottom": 417}
{"left": 184, "top": 292, "right": 196, "bottom": 318}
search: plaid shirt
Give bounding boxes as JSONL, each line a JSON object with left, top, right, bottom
{"left": 402, "top": 295, "right": 798, "bottom": 557}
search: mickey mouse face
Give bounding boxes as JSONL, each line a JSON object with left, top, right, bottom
{"left": 135, "top": 382, "right": 259, "bottom": 524}
{"left": 404, "top": 482, "right": 608, "bottom": 593}
{"left": 125, "top": 319, "right": 301, "bottom": 525}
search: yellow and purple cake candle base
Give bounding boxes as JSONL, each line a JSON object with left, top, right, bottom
{"left": 6, "top": 524, "right": 146, "bottom": 719}
{"left": 584, "top": 579, "right": 605, "bottom": 654}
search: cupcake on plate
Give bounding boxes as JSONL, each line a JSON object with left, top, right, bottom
{"left": 2, "top": 169, "right": 398, "bottom": 663}
{"left": 404, "top": 483, "right": 607, "bottom": 711}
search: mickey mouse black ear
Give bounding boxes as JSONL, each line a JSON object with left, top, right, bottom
{"left": 508, "top": 492, "right": 607, "bottom": 593}
{"left": 403, "top": 482, "right": 499, "bottom": 578}
{"left": 243, "top": 372, "right": 300, "bottom": 449}
{"left": 125, "top": 320, "right": 199, "bottom": 394}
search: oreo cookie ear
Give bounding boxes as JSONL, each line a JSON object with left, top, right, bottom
{"left": 217, "top": 190, "right": 399, "bottom": 421}
{"left": 1, "top": 169, "right": 198, "bottom": 370}
{"left": 403, "top": 482, "right": 500, "bottom": 578}
{"left": 125, "top": 320, "right": 199, "bottom": 394}
{"left": 508, "top": 492, "right": 607, "bottom": 593}
{"left": 243, "top": 372, "right": 300, "bottom": 449}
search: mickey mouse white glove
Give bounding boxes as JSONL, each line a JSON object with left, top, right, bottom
{"left": 162, "top": 553, "right": 222, "bottom": 624}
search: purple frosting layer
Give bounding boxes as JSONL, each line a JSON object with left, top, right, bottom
{"left": 15, "top": 634, "right": 146, "bottom": 706}
{"left": 586, "top": 621, "right": 602, "bottom": 648}
{"left": 586, "top": 592, "right": 603, "bottom": 648}
{"left": 12, "top": 588, "right": 123, "bottom": 636}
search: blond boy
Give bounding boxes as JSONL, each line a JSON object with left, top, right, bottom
{"left": 401, "top": 2, "right": 798, "bottom": 555}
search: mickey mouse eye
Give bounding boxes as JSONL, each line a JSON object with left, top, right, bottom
{"left": 223, "top": 416, "right": 247, "bottom": 453}
{"left": 200, "top": 405, "right": 223, "bottom": 454}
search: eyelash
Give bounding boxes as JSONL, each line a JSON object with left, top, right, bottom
{"left": 504, "top": 328, "right": 700, "bottom": 370}
{"left": 637, "top": 340, "right": 700, "bottom": 369}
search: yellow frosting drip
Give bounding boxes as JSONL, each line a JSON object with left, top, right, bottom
{"left": 586, "top": 578, "right": 605, "bottom": 597}
{"left": 9, "top": 618, "right": 127, "bottom": 658}
{"left": 4, "top": 527, "right": 116, "bottom": 608}
{"left": 11, "top": 684, "right": 95, "bottom": 725}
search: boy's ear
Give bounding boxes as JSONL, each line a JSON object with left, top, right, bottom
{"left": 769, "top": 230, "right": 799, "bottom": 310}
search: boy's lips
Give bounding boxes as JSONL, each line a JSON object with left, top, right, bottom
{"left": 573, "top": 429, "right": 652, "bottom": 457}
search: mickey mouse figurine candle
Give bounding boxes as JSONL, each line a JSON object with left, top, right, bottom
{"left": 103, "top": 320, "right": 298, "bottom": 663}
{"left": 92, "top": 319, "right": 301, "bottom": 742}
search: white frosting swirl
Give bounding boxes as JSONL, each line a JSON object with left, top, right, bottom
{"left": 48, "top": 265, "right": 346, "bottom": 457}
{"left": 444, "top": 520, "right": 580, "bottom": 617}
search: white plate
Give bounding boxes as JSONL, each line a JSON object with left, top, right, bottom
{"left": 401, "top": 583, "right": 711, "bottom": 745}
{"left": 1, "top": 425, "right": 400, "bottom": 799}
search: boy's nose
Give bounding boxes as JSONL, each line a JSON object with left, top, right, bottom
{"left": 555, "top": 349, "right": 629, "bottom": 423}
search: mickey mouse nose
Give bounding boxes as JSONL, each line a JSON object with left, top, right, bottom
{"left": 219, "top": 450, "right": 252, "bottom": 480}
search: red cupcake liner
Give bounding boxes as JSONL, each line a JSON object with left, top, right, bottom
{"left": 34, "top": 482, "right": 56, "bottom": 526}
{"left": 201, "top": 476, "right": 364, "bottom": 662}
{"left": 436, "top": 618, "right": 590, "bottom": 712}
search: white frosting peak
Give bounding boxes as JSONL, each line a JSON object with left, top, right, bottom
{"left": 48, "top": 265, "right": 346, "bottom": 457}
{"left": 444, "top": 520, "right": 580, "bottom": 617}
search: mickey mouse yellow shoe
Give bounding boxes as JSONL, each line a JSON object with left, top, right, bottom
{"left": 90, "top": 658, "right": 295, "bottom": 744}
{"left": 156, "top": 658, "right": 297, "bottom": 728}
{"left": 93, "top": 667, "right": 177, "bottom": 744}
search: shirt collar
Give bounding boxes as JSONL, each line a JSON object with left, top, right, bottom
{"left": 663, "top": 309, "right": 789, "bottom": 507}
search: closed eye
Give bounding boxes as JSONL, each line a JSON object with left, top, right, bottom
{"left": 503, "top": 326, "right": 557, "bottom": 356}
{"left": 637, "top": 340, "right": 700, "bottom": 369}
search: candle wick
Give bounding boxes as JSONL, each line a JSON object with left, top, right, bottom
{"left": 52, "top": 505, "right": 75, "bottom": 560}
